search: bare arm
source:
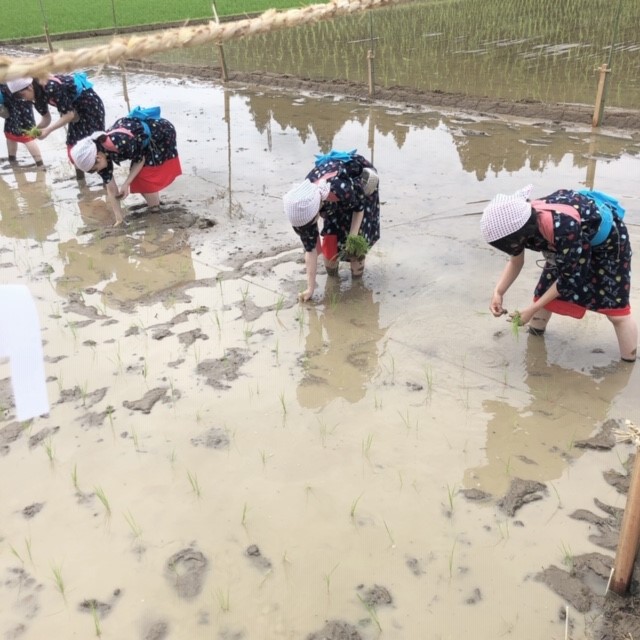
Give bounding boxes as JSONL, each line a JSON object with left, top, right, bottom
{"left": 350, "top": 210, "right": 364, "bottom": 236}
{"left": 490, "top": 252, "right": 525, "bottom": 316}
{"left": 299, "top": 246, "right": 319, "bottom": 302}
{"left": 517, "top": 281, "right": 559, "bottom": 325}
{"left": 35, "top": 112, "right": 51, "bottom": 131}
{"left": 105, "top": 179, "right": 126, "bottom": 226}
{"left": 38, "top": 111, "right": 75, "bottom": 139}
{"left": 118, "top": 159, "right": 145, "bottom": 199}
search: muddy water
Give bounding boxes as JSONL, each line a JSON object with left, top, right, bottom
{"left": 1, "top": 71, "right": 640, "bottom": 640}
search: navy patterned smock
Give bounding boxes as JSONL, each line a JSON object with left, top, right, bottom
{"left": 32, "top": 75, "right": 105, "bottom": 146}
{"left": 294, "top": 154, "right": 380, "bottom": 259}
{"left": 1, "top": 84, "right": 36, "bottom": 138}
{"left": 94, "top": 116, "right": 179, "bottom": 185}
{"left": 500, "top": 189, "right": 632, "bottom": 314}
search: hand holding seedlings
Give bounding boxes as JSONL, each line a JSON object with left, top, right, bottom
{"left": 22, "top": 127, "right": 41, "bottom": 138}
{"left": 343, "top": 234, "right": 370, "bottom": 259}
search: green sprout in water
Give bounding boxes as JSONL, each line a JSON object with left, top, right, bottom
{"left": 511, "top": 311, "right": 522, "bottom": 338}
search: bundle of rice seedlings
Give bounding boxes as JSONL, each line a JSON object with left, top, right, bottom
{"left": 22, "top": 127, "right": 41, "bottom": 138}
{"left": 344, "top": 234, "right": 370, "bottom": 259}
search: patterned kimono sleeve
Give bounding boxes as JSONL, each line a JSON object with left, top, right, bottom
{"left": 111, "top": 130, "right": 141, "bottom": 162}
{"left": 293, "top": 222, "right": 319, "bottom": 252}
{"left": 552, "top": 214, "right": 590, "bottom": 299}
{"left": 33, "top": 87, "right": 50, "bottom": 117}
{"left": 45, "top": 77, "right": 75, "bottom": 114}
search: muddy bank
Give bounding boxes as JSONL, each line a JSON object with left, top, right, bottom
{"left": 121, "top": 60, "right": 640, "bottom": 131}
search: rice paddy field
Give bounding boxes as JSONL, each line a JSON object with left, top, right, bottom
{"left": 143, "top": 0, "right": 640, "bottom": 110}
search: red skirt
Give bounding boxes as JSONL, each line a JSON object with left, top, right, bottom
{"left": 6, "top": 132, "right": 35, "bottom": 143}
{"left": 535, "top": 297, "right": 631, "bottom": 319}
{"left": 131, "top": 157, "right": 182, "bottom": 194}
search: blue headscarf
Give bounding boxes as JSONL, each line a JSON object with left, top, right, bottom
{"left": 314, "top": 149, "right": 357, "bottom": 166}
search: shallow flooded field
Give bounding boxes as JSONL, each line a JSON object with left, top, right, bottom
{"left": 1, "top": 70, "right": 640, "bottom": 639}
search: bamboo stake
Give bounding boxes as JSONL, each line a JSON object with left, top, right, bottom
{"left": 610, "top": 424, "right": 640, "bottom": 595}
{"left": 212, "top": 2, "right": 229, "bottom": 82}
{"left": 592, "top": 64, "right": 610, "bottom": 128}
{"left": 37, "top": 0, "right": 54, "bottom": 53}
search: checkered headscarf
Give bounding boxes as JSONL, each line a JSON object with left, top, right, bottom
{"left": 481, "top": 185, "right": 533, "bottom": 243}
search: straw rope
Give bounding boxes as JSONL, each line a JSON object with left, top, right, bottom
{"left": 0, "top": 0, "right": 414, "bottom": 82}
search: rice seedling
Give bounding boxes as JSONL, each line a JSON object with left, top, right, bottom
{"left": 187, "top": 471, "right": 202, "bottom": 498}
{"left": 445, "top": 483, "right": 457, "bottom": 515}
{"left": 51, "top": 563, "right": 66, "bottom": 602}
{"left": 259, "top": 449, "right": 273, "bottom": 469}
{"left": 9, "top": 544, "right": 24, "bottom": 564}
{"left": 25, "top": 537, "right": 33, "bottom": 565}
{"left": 510, "top": 311, "right": 522, "bottom": 338}
{"left": 374, "top": 393, "right": 382, "bottom": 410}
{"left": 243, "top": 324, "right": 253, "bottom": 344}
{"left": 94, "top": 486, "right": 111, "bottom": 517}
{"left": 497, "top": 519, "right": 510, "bottom": 541}
{"left": 448, "top": 537, "right": 458, "bottom": 579}
{"left": 423, "top": 364, "right": 434, "bottom": 396}
{"left": 216, "top": 587, "right": 230, "bottom": 612}
{"left": 357, "top": 594, "right": 382, "bottom": 631}
{"left": 123, "top": 510, "right": 142, "bottom": 538}
{"left": 383, "top": 519, "right": 395, "bottom": 548}
{"left": 90, "top": 601, "right": 102, "bottom": 637}
{"left": 279, "top": 392, "right": 287, "bottom": 417}
{"left": 361, "top": 433, "right": 374, "bottom": 461}
{"left": 239, "top": 284, "right": 250, "bottom": 306}
{"left": 323, "top": 563, "right": 339, "bottom": 596}
{"left": 71, "top": 464, "right": 79, "bottom": 491}
{"left": 350, "top": 492, "right": 363, "bottom": 520}
{"left": 275, "top": 295, "right": 285, "bottom": 316}
{"left": 106, "top": 406, "right": 115, "bottom": 435}
{"left": 241, "top": 502, "right": 249, "bottom": 527}
{"left": 550, "top": 482, "right": 562, "bottom": 508}
{"left": 42, "top": 437, "right": 55, "bottom": 464}
{"left": 560, "top": 541, "right": 574, "bottom": 571}
{"left": 131, "top": 426, "right": 139, "bottom": 450}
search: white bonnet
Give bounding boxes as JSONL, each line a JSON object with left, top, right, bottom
{"left": 481, "top": 185, "right": 533, "bottom": 243}
{"left": 70, "top": 131, "right": 105, "bottom": 172}
{"left": 283, "top": 179, "right": 330, "bottom": 227}
{"left": 7, "top": 77, "right": 32, "bottom": 94}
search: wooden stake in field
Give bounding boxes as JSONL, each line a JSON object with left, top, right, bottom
{"left": 37, "top": 0, "right": 54, "bottom": 53}
{"left": 592, "top": 63, "right": 610, "bottom": 128}
{"left": 212, "top": 1, "right": 229, "bottom": 82}
{"left": 610, "top": 424, "right": 640, "bottom": 595}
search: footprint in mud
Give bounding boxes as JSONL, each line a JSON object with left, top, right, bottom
{"left": 405, "top": 556, "right": 425, "bottom": 577}
{"left": 164, "top": 548, "right": 209, "bottom": 599}
{"left": 190, "top": 427, "right": 230, "bottom": 450}
{"left": 245, "top": 545, "right": 272, "bottom": 572}
{"left": 143, "top": 620, "right": 169, "bottom": 640}
{"left": 356, "top": 584, "right": 393, "bottom": 607}
{"left": 306, "top": 620, "right": 362, "bottom": 640}
{"left": 22, "top": 503, "right": 44, "bottom": 519}
{"left": 78, "top": 588, "right": 122, "bottom": 617}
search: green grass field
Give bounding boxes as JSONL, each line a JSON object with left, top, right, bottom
{"left": 0, "top": 0, "right": 330, "bottom": 40}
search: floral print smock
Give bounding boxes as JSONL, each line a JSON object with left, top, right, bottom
{"left": 1, "top": 84, "right": 36, "bottom": 138}
{"left": 503, "top": 189, "right": 631, "bottom": 314}
{"left": 94, "top": 116, "right": 178, "bottom": 185}
{"left": 294, "top": 154, "right": 380, "bottom": 259}
{"left": 33, "top": 74, "right": 105, "bottom": 146}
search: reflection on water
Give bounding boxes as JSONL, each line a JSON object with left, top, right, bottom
{"left": 464, "top": 334, "right": 634, "bottom": 495}
{"left": 0, "top": 169, "right": 57, "bottom": 242}
{"left": 56, "top": 209, "right": 196, "bottom": 311}
{"left": 297, "top": 279, "right": 387, "bottom": 409}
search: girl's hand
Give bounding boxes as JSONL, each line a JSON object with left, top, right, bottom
{"left": 490, "top": 292, "right": 506, "bottom": 317}
{"left": 37, "top": 128, "right": 50, "bottom": 140}
{"left": 298, "top": 288, "right": 313, "bottom": 303}
{"left": 117, "top": 185, "right": 130, "bottom": 200}
{"left": 508, "top": 307, "right": 534, "bottom": 326}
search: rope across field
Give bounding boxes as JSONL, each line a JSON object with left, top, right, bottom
{"left": 0, "top": 0, "right": 412, "bottom": 81}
